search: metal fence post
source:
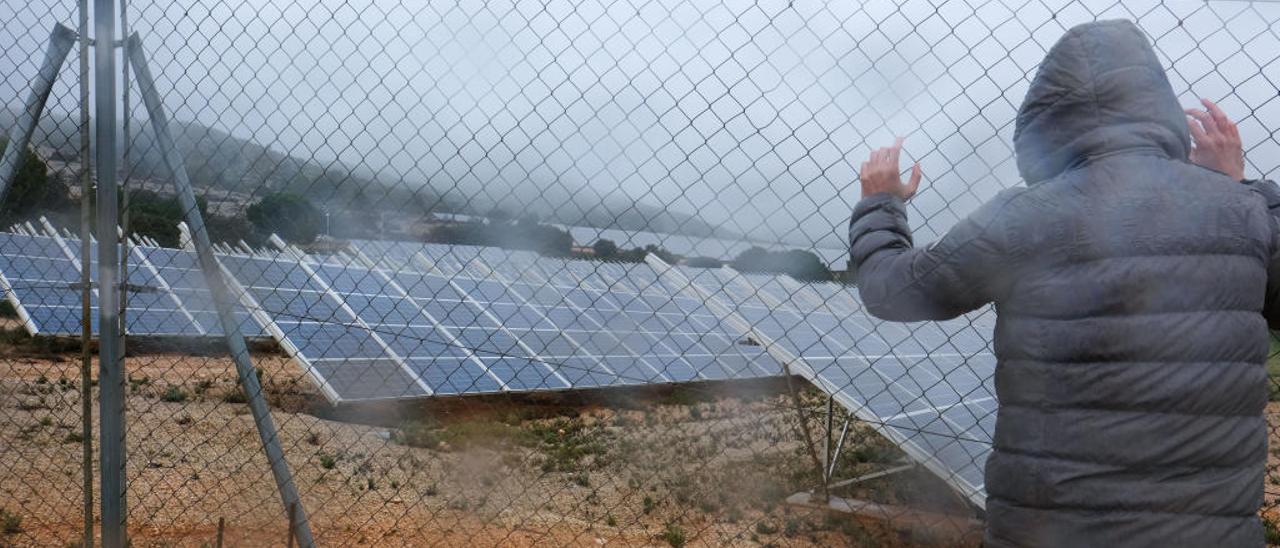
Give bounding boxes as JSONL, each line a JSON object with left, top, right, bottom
{"left": 77, "top": 1, "right": 95, "bottom": 546}
{"left": 93, "top": 0, "right": 126, "bottom": 546}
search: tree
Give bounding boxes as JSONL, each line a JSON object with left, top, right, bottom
{"left": 592, "top": 239, "right": 618, "bottom": 259}
{"left": 731, "top": 246, "right": 832, "bottom": 282}
{"left": 426, "top": 218, "right": 572, "bottom": 256}
{"left": 246, "top": 192, "right": 323, "bottom": 244}
{"left": 484, "top": 207, "right": 512, "bottom": 223}
{"left": 683, "top": 256, "right": 721, "bottom": 268}
{"left": 0, "top": 138, "right": 70, "bottom": 227}
{"left": 124, "top": 190, "right": 188, "bottom": 247}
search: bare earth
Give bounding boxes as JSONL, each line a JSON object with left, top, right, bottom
{"left": 8, "top": 347, "right": 1270, "bottom": 546}
{"left": 0, "top": 347, "right": 982, "bottom": 547}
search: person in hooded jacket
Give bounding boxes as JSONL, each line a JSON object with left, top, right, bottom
{"left": 848, "top": 18, "right": 1280, "bottom": 547}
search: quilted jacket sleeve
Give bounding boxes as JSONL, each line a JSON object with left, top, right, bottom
{"left": 848, "top": 190, "right": 1019, "bottom": 321}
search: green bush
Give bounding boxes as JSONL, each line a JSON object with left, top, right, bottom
{"left": 592, "top": 238, "right": 618, "bottom": 259}
{"left": 0, "top": 138, "right": 70, "bottom": 227}
{"left": 247, "top": 192, "right": 323, "bottom": 244}
{"left": 161, "top": 386, "right": 188, "bottom": 403}
{"left": 0, "top": 507, "right": 21, "bottom": 535}
{"left": 661, "top": 523, "right": 686, "bottom": 547}
{"left": 428, "top": 218, "right": 573, "bottom": 256}
{"left": 731, "top": 246, "right": 832, "bottom": 282}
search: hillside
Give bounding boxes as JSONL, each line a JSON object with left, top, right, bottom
{"left": 2, "top": 108, "right": 730, "bottom": 238}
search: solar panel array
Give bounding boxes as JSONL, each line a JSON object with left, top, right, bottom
{"left": 0, "top": 226, "right": 999, "bottom": 506}
{"left": 661, "top": 263, "right": 997, "bottom": 507}
{"left": 0, "top": 228, "right": 263, "bottom": 337}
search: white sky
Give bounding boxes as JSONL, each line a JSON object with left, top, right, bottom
{"left": 4, "top": 0, "right": 1280, "bottom": 257}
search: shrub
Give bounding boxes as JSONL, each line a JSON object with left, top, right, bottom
{"left": 661, "top": 523, "right": 686, "bottom": 547}
{"left": 428, "top": 218, "right": 573, "bottom": 256}
{"left": 0, "top": 507, "right": 21, "bottom": 535}
{"left": 683, "top": 256, "right": 722, "bottom": 268}
{"left": 0, "top": 300, "right": 16, "bottom": 319}
{"left": 0, "top": 138, "right": 70, "bottom": 227}
{"left": 592, "top": 239, "right": 618, "bottom": 259}
{"left": 161, "top": 386, "right": 188, "bottom": 403}
{"left": 221, "top": 389, "right": 247, "bottom": 404}
{"left": 247, "top": 192, "right": 323, "bottom": 244}
{"left": 731, "top": 246, "right": 832, "bottom": 282}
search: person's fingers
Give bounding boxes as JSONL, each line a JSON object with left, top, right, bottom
{"left": 907, "top": 162, "right": 923, "bottom": 197}
{"left": 1186, "top": 113, "right": 1209, "bottom": 143}
{"left": 889, "top": 136, "right": 905, "bottom": 169}
{"left": 1186, "top": 108, "right": 1219, "bottom": 136}
{"left": 1202, "top": 98, "right": 1233, "bottom": 131}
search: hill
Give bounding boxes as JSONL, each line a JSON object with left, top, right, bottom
{"left": 1, "top": 108, "right": 730, "bottom": 238}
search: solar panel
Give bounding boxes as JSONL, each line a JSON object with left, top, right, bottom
{"left": 217, "top": 249, "right": 431, "bottom": 402}
{"left": 59, "top": 235, "right": 207, "bottom": 336}
{"left": 0, "top": 231, "right": 89, "bottom": 334}
{"left": 579, "top": 261, "right": 777, "bottom": 381}
{"left": 132, "top": 244, "right": 266, "bottom": 336}
{"left": 0, "top": 230, "right": 279, "bottom": 337}
{"left": 307, "top": 252, "right": 517, "bottom": 397}
{"left": 343, "top": 240, "right": 777, "bottom": 395}
{"left": 662, "top": 262, "right": 997, "bottom": 508}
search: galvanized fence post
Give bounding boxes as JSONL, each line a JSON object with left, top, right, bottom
{"left": 93, "top": 0, "right": 126, "bottom": 546}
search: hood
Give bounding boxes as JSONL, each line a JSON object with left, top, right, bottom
{"left": 1014, "top": 20, "right": 1190, "bottom": 184}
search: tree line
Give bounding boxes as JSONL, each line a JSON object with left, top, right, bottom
{"left": 2, "top": 141, "right": 832, "bottom": 281}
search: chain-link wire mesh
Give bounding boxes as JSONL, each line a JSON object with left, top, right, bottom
{"left": 4, "top": 0, "right": 1280, "bottom": 546}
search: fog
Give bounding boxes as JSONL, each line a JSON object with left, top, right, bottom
{"left": 4, "top": 0, "right": 1280, "bottom": 256}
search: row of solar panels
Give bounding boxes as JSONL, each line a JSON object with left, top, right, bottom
{"left": 0, "top": 222, "right": 996, "bottom": 508}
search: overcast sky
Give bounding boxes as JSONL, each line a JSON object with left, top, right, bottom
{"left": 4, "top": 0, "right": 1280, "bottom": 255}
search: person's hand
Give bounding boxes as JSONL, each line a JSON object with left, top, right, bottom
{"left": 860, "top": 137, "right": 922, "bottom": 200}
{"left": 1186, "top": 98, "right": 1245, "bottom": 180}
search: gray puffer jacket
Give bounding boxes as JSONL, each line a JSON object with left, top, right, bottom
{"left": 848, "top": 19, "right": 1280, "bottom": 547}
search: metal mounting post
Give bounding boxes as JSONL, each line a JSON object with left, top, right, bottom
{"left": 0, "top": 24, "right": 75, "bottom": 202}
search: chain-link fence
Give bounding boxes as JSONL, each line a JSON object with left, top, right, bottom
{"left": 4, "top": 0, "right": 1280, "bottom": 546}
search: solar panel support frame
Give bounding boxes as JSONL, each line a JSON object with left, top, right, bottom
{"left": 0, "top": 264, "right": 39, "bottom": 335}
{"left": 127, "top": 235, "right": 208, "bottom": 335}
{"left": 0, "top": 23, "right": 75, "bottom": 207}
{"left": 716, "top": 265, "right": 987, "bottom": 509}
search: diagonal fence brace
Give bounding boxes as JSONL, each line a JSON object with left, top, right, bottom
{"left": 125, "top": 32, "right": 315, "bottom": 547}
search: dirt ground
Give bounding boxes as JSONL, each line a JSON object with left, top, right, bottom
{"left": 0, "top": 338, "right": 984, "bottom": 548}
{"left": 10, "top": 336, "right": 1278, "bottom": 546}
